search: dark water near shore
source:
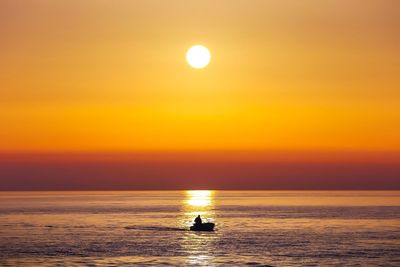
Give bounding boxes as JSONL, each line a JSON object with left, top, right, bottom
{"left": 0, "top": 191, "right": 399, "bottom": 266}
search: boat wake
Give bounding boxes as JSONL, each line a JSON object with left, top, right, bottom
{"left": 124, "top": 225, "right": 186, "bottom": 232}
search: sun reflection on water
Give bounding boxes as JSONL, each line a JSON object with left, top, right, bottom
{"left": 186, "top": 190, "right": 213, "bottom": 207}
{"left": 182, "top": 190, "right": 215, "bottom": 220}
{"left": 180, "top": 190, "right": 218, "bottom": 266}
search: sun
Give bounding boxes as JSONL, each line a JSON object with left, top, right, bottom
{"left": 186, "top": 45, "right": 211, "bottom": 69}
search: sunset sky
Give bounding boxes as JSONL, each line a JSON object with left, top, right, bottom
{"left": 1, "top": 1, "right": 399, "bottom": 190}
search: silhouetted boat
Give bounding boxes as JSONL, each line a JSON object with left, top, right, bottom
{"left": 190, "top": 222, "right": 215, "bottom": 231}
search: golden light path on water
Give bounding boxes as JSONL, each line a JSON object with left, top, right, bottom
{"left": 186, "top": 190, "right": 213, "bottom": 207}
{"left": 180, "top": 190, "right": 218, "bottom": 266}
{"left": 181, "top": 190, "right": 216, "bottom": 226}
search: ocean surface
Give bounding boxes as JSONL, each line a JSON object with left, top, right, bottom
{"left": 0, "top": 191, "right": 399, "bottom": 266}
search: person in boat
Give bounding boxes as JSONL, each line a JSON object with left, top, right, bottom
{"left": 194, "top": 215, "right": 202, "bottom": 225}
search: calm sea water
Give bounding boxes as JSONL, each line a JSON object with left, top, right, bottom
{"left": 0, "top": 191, "right": 399, "bottom": 266}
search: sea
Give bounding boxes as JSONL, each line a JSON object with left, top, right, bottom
{"left": 0, "top": 191, "right": 399, "bottom": 266}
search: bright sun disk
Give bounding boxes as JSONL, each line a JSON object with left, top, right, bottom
{"left": 186, "top": 45, "right": 211, "bottom": 69}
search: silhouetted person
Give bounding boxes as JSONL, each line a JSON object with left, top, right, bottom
{"left": 194, "top": 215, "right": 202, "bottom": 225}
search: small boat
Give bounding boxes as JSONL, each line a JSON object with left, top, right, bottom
{"left": 190, "top": 222, "right": 215, "bottom": 232}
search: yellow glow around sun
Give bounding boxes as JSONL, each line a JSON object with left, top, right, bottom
{"left": 186, "top": 45, "right": 211, "bottom": 69}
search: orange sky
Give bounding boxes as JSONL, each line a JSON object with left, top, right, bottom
{"left": 0, "top": 1, "right": 399, "bottom": 189}
{"left": 1, "top": 0, "right": 400, "bottom": 152}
